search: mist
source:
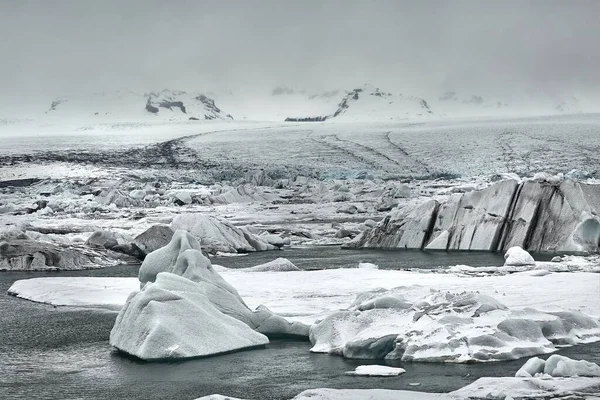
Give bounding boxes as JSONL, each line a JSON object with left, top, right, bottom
{"left": 2, "top": 0, "right": 599, "bottom": 100}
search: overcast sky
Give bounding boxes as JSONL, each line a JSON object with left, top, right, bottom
{"left": 2, "top": 0, "right": 599, "bottom": 99}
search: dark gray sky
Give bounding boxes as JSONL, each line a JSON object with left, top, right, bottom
{"left": 2, "top": 0, "right": 599, "bottom": 98}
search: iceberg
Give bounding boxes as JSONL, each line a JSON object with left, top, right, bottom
{"left": 504, "top": 246, "right": 535, "bottom": 266}
{"left": 170, "top": 214, "right": 276, "bottom": 253}
{"left": 242, "top": 258, "right": 301, "bottom": 272}
{"left": 348, "top": 179, "right": 600, "bottom": 253}
{"left": 112, "top": 230, "right": 308, "bottom": 360}
{"left": 109, "top": 272, "right": 269, "bottom": 360}
{"left": 345, "top": 365, "right": 406, "bottom": 376}
{"left": 309, "top": 285, "right": 600, "bottom": 362}
{"left": 517, "top": 355, "right": 600, "bottom": 377}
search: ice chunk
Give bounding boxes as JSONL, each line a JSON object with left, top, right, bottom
{"left": 515, "top": 357, "right": 545, "bottom": 377}
{"left": 113, "top": 232, "right": 309, "bottom": 359}
{"left": 504, "top": 246, "right": 535, "bottom": 266}
{"left": 243, "top": 258, "right": 301, "bottom": 272}
{"left": 110, "top": 272, "right": 269, "bottom": 360}
{"left": 358, "top": 262, "right": 378, "bottom": 269}
{"left": 171, "top": 214, "right": 274, "bottom": 253}
{"left": 347, "top": 200, "right": 439, "bottom": 249}
{"left": 309, "top": 286, "right": 600, "bottom": 363}
{"left": 346, "top": 365, "right": 406, "bottom": 376}
{"left": 544, "top": 354, "right": 600, "bottom": 377}
{"left": 133, "top": 224, "right": 174, "bottom": 257}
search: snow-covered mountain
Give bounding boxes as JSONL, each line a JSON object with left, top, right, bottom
{"left": 325, "top": 84, "right": 435, "bottom": 122}
{"left": 43, "top": 89, "right": 233, "bottom": 122}
{"left": 0, "top": 85, "right": 595, "bottom": 124}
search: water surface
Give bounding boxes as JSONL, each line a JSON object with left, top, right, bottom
{"left": 0, "top": 247, "right": 595, "bottom": 400}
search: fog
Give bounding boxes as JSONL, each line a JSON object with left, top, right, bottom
{"left": 2, "top": 0, "right": 599, "bottom": 100}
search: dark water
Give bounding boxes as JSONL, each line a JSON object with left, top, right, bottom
{"left": 0, "top": 247, "right": 597, "bottom": 400}
{"left": 214, "top": 246, "right": 513, "bottom": 270}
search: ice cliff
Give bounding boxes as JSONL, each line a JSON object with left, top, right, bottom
{"left": 347, "top": 179, "right": 600, "bottom": 253}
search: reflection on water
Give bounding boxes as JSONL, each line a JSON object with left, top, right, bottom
{"left": 0, "top": 247, "right": 595, "bottom": 400}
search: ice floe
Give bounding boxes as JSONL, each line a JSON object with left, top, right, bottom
{"left": 309, "top": 285, "right": 600, "bottom": 362}
{"left": 346, "top": 365, "right": 406, "bottom": 376}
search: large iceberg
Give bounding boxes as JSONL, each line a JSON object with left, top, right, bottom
{"left": 111, "top": 230, "right": 308, "bottom": 360}
{"left": 347, "top": 179, "right": 600, "bottom": 253}
{"left": 309, "top": 285, "right": 600, "bottom": 362}
{"left": 110, "top": 272, "right": 269, "bottom": 360}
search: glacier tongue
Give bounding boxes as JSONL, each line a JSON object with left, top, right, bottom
{"left": 348, "top": 179, "right": 600, "bottom": 253}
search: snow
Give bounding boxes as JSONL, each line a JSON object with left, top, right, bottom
{"left": 7, "top": 277, "right": 135, "bottom": 309}
{"left": 504, "top": 246, "right": 536, "bottom": 266}
{"left": 10, "top": 268, "right": 600, "bottom": 320}
{"left": 346, "top": 365, "right": 406, "bottom": 376}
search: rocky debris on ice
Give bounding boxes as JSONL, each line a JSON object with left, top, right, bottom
{"left": 170, "top": 214, "right": 276, "bottom": 254}
{"left": 0, "top": 238, "right": 127, "bottom": 271}
{"left": 516, "top": 355, "right": 600, "bottom": 378}
{"left": 132, "top": 225, "right": 175, "bottom": 257}
{"left": 346, "top": 365, "right": 406, "bottom": 376}
{"left": 113, "top": 231, "right": 308, "bottom": 359}
{"left": 504, "top": 246, "right": 535, "bottom": 266}
{"left": 309, "top": 285, "right": 600, "bottom": 362}
{"left": 348, "top": 179, "right": 600, "bottom": 253}
{"left": 242, "top": 258, "right": 301, "bottom": 272}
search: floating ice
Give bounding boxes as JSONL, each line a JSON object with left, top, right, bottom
{"left": 504, "top": 246, "right": 535, "bottom": 266}
{"left": 515, "top": 355, "right": 600, "bottom": 377}
{"left": 309, "top": 285, "right": 600, "bottom": 363}
{"left": 346, "top": 365, "right": 406, "bottom": 376}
